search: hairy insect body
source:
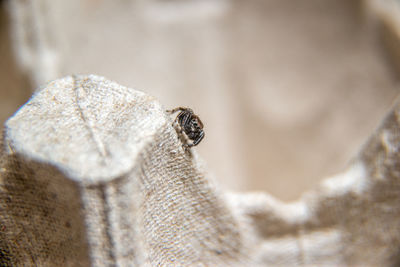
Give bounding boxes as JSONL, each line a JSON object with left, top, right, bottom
{"left": 168, "top": 107, "right": 205, "bottom": 148}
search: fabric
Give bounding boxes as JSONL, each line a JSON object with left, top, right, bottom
{"left": 1, "top": 75, "right": 400, "bottom": 266}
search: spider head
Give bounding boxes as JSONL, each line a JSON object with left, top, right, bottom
{"left": 169, "top": 107, "right": 205, "bottom": 147}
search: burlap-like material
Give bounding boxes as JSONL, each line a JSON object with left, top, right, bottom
{"left": 1, "top": 75, "right": 400, "bottom": 266}
{"left": 0, "top": 75, "right": 248, "bottom": 266}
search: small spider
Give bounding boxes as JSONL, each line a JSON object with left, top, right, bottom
{"left": 167, "top": 107, "right": 205, "bottom": 148}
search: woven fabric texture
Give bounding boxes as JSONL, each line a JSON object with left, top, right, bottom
{"left": 1, "top": 75, "right": 400, "bottom": 266}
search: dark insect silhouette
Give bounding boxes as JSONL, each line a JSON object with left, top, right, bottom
{"left": 167, "top": 107, "right": 205, "bottom": 148}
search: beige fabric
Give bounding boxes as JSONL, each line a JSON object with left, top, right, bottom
{"left": 1, "top": 75, "right": 248, "bottom": 266}
{"left": 1, "top": 75, "right": 400, "bottom": 266}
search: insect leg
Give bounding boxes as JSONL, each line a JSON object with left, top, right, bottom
{"left": 178, "top": 111, "right": 192, "bottom": 129}
{"left": 166, "top": 107, "right": 188, "bottom": 114}
{"left": 192, "top": 131, "right": 204, "bottom": 146}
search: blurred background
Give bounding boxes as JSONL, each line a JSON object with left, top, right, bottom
{"left": 1, "top": 0, "right": 399, "bottom": 201}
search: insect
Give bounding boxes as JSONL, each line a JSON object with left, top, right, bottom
{"left": 167, "top": 107, "right": 205, "bottom": 148}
